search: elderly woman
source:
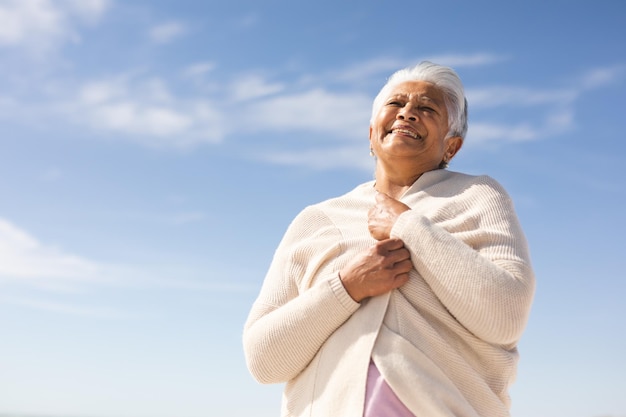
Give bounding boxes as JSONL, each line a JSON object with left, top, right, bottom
{"left": 243, "top": 61, "right": 535, "bottom": 417}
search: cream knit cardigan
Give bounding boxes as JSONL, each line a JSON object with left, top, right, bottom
{"left": 243, "top": 169, "right": 535, "bottom": 417}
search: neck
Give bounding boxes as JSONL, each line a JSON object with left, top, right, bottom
{"left": 374, "top": 166, "right": 428, "bottom": 199}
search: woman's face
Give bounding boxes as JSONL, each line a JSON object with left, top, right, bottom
{"left": 369, "top": 80, "right": 461, "bottom": 173}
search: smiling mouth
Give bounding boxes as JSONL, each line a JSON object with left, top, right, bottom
{"left": 391, "top": 128, "right": 421, "bottom": 139}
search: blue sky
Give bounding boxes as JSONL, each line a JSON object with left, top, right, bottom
{"left": 0, "top": 1, "right": 625, "bottom": 416}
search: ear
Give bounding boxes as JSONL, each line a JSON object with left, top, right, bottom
{"left": 444, "top": 136, "right": 463, "bottom": 161}
{"left": 369, "top": 125, "right": 373, "bottom": 140}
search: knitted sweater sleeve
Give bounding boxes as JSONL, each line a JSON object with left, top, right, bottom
{"left": 391, "top": 176, "right": 535, "bottom": 347}
{"left": 243, "top": 206, "right": 360, "bottom": 384}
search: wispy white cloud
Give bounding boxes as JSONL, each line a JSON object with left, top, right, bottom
{"left": 0, "top": 294, "right": 132, "bottom": 319}
{"left": 0, "top": 216, "right": 253, "bottom": 315}
{"left": 64, "top": 0, "right": 109, "bottom": 21}
{"left": 329, "top": 53, "right": 507, "bottom": 85}
{"left": 0, "top": 0, "right": 109, "bottom": 52}
{"left": 247, "top": 89, "right": 371, "bottom": 140}
{"left": 257, "top": 145, "right": 373, "bottom": 171}
{"left": 330, "top": 56, "right": 407, "bottom": 83}
{"left": 467, "top": 108, "right": 575, "bottom": 145}
{"left": 0, "top": 218, "right": 95, "bottom": 279}
{"left": 230, "top": 74, "right": 284, "bottom": 101}
{"left": 65, "top": 75, "right": 224, "bottom": 147}
{"left": 468, "top": 122, "right": 541, "bottom": 144}
{"left": 182, "top": 61, "right": 216, "bottom": 78}
{"left": 233, "top": 13, "right": 259, "bottom": 30}
{"left": 3, "top": 66, "right": 372, "bottom": 148}
{"left": 0, "top": 217, "right": 101, "bottom": 293}
{"left": 459, "top": 64, "right": 626, "bottom": 146}
{"left": 462, "top": 86, "right": 578, "bottom": 144}
{"left": 148, "top": 21, "right": 187, "bottom": 44}
{"left": 466, "top": 86, "right": 577, "bottom": 108}
{"left": 578, "top": 64, "right": 626, "bottom": 90}
{"left": 115, "top": 210, "right": 208, "bottom": 226}
{"left": 0, "top": 216, "right": 244, "bottom": 291}
{"left": 0, "top": 0, "right": 61, "bottom": 46}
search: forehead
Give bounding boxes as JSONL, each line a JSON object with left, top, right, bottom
{"left": 386, "top": 80, "right": 445, "bottom": 104}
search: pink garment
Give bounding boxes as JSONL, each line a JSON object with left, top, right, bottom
{"left": 364, "top": 360, "right": 416, "bottom": 417}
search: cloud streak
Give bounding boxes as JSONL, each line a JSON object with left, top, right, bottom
{"left": 0, "top": 0, "right": 109, "bottom": 52}
{"left": 257, "top": 145, "right": 373, "bottom": 171}
{"left": 0, "top": 294, "right": 132, "bottom": 319}
{"left": 0, "top": 216, "right": 255, "bottom": 299}
{"left": 64, "top": 75, "right": 225, "bottom": 147}
{"left": 246, "top": 89, "right": 371, "bottom": 140}
{"left": 578, "top": 64, "right": 626, "bottom": 90}
{"left": 0, "top": 218, "right": 99, "bottom": 286}
{"left": 466, "top": 86, "right": 577, "bottom": 108}
{"left": 149, "top": 21, "right": 187, "bottom": 44}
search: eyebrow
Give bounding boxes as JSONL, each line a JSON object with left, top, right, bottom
{"left": 418, "top": 95, "right": 443, "bottom": 107}
{"left": 388, "top": 93, "right": 443, "bottom": 107}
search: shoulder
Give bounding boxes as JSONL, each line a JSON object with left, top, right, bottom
{"left": 304, "top": 180, "right": 375, "bottom": 213}
{"left": 287, "top": 180, "right": 374, "bottom": 234}
{"left": 437, "top": 172, "right": 520, "bottom": 226}
{"left": 404, "top": 170, "right": 516, "bottom": 221}
{"left": 425, "top": 170, "right": 511, "bottom": 199}
{"left": 438, "top": 169, "right": 504, "bottom": 188}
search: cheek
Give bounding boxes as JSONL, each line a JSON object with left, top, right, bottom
{"left": 371, "top": 125, "right": 386, "bottom": 141}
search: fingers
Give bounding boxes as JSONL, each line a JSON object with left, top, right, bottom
{"left": 392, "top": 272, "right": 410, "bottom": 288}
{"left": 374, "top": 191, "right": 395, "bottom": 204}
{"left": 377, "top": 237, "right": 405, "bottom": 252}
{"left": 339, "top": 239, "right": 414, "bottom": 302}
{"left": 374, "top": 191, "right": 387, "bottom": 203}
{"left": 375, "top": 239, "right": 410, "bottom": 270}
{"left": 368, "top": 194, "right": 411, "bottom": 241}
{"left": 391, "top": 258, "right": 413, "bottom": 272}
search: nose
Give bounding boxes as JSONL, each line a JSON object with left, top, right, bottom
{"left": 397, "top": 104, "right": 417, "bottom": 121}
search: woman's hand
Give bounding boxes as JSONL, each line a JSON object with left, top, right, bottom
{"left": 368, "top": 192, "right": 411, "bottom": 241}
{"left": 339, "top": 238, "right": 413, "bottom": 302}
